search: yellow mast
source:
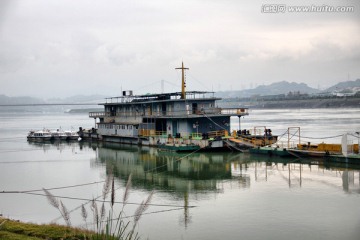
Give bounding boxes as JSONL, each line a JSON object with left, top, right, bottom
{"left": 175, "top": 62, "right": 189, "bottom": 99}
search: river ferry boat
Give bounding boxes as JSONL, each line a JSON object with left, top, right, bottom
{"left": 87, "top": 62, "right": 252, "bottom": 151}
{"left": 62, "top": 130, "right": 80, "bottom": 141}
{"left": 27, "top": 129, "right": 80, "bottom": 142}
{"left": 27, "top": 130, "right": 53, "bottom": 141}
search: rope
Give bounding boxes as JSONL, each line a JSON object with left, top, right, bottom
{"left": 274, "top": 130, "right": 358, "bottom": 145}
{"left": 0, "top": 181, "right": 106, "bottom": 194}
{"left": 223, "top": 139, "right": 244, "bottom": 152}
{"left": 144, "top": 145, "right": 206, "bottom": 174}
{"left": 203, "top": 113, "right": 228, "bottom": 132}
{"left": 79, "top": 207, "right": 185, "bottom": 228}
{"left": 293, "top": 134, "right": 344, "bottom": 140}
{"left": 348, "top": 133, "right": 360, "bottom": 138}
{"left": 0, "top": 189, "right": 198, "bottom": 208}
{"left": 0, "top": 149, "right": 45, "bottom": 154}
{"left": 187, "top": 73, "right": 211, "bottom": 92}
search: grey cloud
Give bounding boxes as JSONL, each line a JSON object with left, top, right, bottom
{"left": 0, "top": 0, "right": 359, "bottom": 98}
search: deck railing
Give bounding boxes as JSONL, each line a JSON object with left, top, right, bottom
{"left": 89, "top": 112, "right": 107, "bottom": 118}
{"left": 137, "top": 129, "right": 228, "bottom": 139}
{"left": 89, "top": 107, "right": 248, "bottom": 118}
{"left": 139, "top": 130, "right": 167, "bottom": 137}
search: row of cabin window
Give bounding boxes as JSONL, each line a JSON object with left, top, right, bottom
{"left": 107, "top": 103, "right": 214, "bottom": 112}
{"left": 99, "top": 124, "right": 137, "bottom": 130}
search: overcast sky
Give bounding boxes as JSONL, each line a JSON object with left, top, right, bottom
{"left": 1, "top": 0, "right": 359, "bottom": 98}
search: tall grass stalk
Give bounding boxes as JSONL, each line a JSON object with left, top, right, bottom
{"left": 44, "top": 172, "right": 153, "bottom": 240}
{"left": 100, "top": 173, "right": 153, "bottom": 240}
{"left": 129, "top": 190, "right": 154, "bottom": 239}
{"left": 81, "top": 204, "right": 88, "bottom": 229}
{"left": 113, "top": 173, "right": 132, "bottom": 233}
{"left": 59, "top": 200, "right": 71, "bottom": 227}
{"left": 43, "top": 188, "right": 72, "bottom": 227}
{"left": 102, "top": 173, "right": 112, "bottom": 201}
{"left": 90, "top": 198, "right": 99, "bottom": 233}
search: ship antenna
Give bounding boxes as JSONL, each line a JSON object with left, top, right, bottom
{"left": 175, "top": 62, "right": 189, "bottom": 99}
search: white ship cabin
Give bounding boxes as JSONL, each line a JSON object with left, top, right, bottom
{"left": 90, "top": 90, "right": 248, "bottom": 139}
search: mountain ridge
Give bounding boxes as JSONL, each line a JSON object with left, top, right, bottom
{"left": 1, "top": 79, "right": 359, "bottom": 104}
{"left": 215, "top": 79, "right": 360, "bottom": 98}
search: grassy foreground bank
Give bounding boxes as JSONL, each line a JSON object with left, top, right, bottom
{"left": 0, "top": 174, "right": 153, "bottom": 240}
{"left": 0, "top": 217, "right": 95, "bottom": 240}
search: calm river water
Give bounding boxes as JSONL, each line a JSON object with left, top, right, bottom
{"left": 0, "top": 107, "right": 359, "bottom": 240}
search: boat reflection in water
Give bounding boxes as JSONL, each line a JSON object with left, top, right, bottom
{"left": 94, "top": 142, "right": 359, "bottom": 189}
{"left": 92, "top": 142, "right": 360, "bottom": 230}
{"left": 96, "top": 142, "right": 248, "bottom": 188}
{"left": 93, "top": 142, "right": 250, "bottom": 227}
{"left": 92, "top": 141, "right": 360, "bottom": 229}
{"left": 24, "top": 140, "right": 360, "bottom": 237}
{"left": 27, "top": 140, "right": 360, "bottom": 197}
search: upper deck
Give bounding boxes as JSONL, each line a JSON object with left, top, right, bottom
{"left": 89, "top": 107, "right": 249, "bottom": 119}
{"left": 100, "top": 91, "right": 220, "bottom": 105}
{"left": 90, "top": 91, "right": 248, "bottom": 119}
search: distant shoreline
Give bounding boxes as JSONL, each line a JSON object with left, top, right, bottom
{"left": 219, "top": 96, "right": 360, "bottom": 109}
{"left": 0, "top": 97, "right": 359, "bottom": 112}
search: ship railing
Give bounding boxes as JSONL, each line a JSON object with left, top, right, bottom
{"left": 137, "top": 130, "right": 231, "bottom": 139}
{"left": 148, "top": 109, "right": 222, "bottom": 116}
{"left": 190, "top": 133, "right": 202, "bottom": 139}
{"left": 276, "top": 141, "right": 298, "bottom": 149}
{"left": 89, "top": 108, "right": 248, "bottom": 119}
{"left": 208, "top": 130, "right": 228, "bottom": 138}
{"left": 138, "top": 129, "right": 167, "bottom": 137}
{"left": 138, "top": 129, "right": 154, "bottom": 137}
{"left": 155, "top": 131, "right": 168, "bottom": 137}
{"left": 89, "top": 112, "right": 107, "bottom": 118}
{"left": 220, "top": 108, "right": 249, "bottom": 115}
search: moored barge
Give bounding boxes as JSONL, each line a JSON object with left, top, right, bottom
{"left": 87, "top": 62, "right": 251, "bottom": 151}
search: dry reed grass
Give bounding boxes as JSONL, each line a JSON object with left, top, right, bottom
{"left": 43, "top": 172, "right": 153, "bottom": 240}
